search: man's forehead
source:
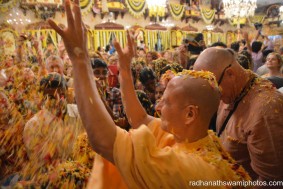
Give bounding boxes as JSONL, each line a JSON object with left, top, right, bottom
{"left": 164, "top": 79, "right": 186, "bottom": 100}
{"left": 167, "top": 76, "right": 184, "bottom": 87}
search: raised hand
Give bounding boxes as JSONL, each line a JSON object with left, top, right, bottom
{"left": 48, "top": 0, "right": 88, "bottom": 62}
{"left": 241, "top": 30, "right": 249, "bottom": 40}
{"left": 113, "top": 30, "right": 136, "bottom": 71}
{"left": 178, "top": 44, "right": 189, "bottom": 68}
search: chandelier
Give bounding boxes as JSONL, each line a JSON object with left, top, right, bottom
{"left": 223, "top": 0, "right": 257, "bottom": 19}
{"left": 146, "top": 0, "right": 167, "bottom": 18}
{"left": 6, "top": 11, "right": 31, "bottom": 26}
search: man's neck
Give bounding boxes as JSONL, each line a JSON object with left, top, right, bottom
{"left": 180, "top": 124, "right": 208, "bottom": 143}
{"left": 268, "top": 69, "right": 282, "bottom": 77}
{"left": 186, "top": 131, "right": 208, "bottom": 143}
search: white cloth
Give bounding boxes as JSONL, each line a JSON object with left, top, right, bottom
{"left": 67, "top": 104, "right": 80, "bottom": 118}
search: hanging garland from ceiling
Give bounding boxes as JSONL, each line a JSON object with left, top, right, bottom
{"left": 0, "top": 0, "right": 17, "bottom": 13}
{"left": 249, "top": 15, "right": 265, "bottom": 24}
{"left": 79, "top": 0, "right": 94, "bottom": 16}
{"left": 228, "top": 17, "right": 247, "bottom": 26}
{"left": 200, "top": 8, "right": 215, "bottom": 24}
{"left": 125, "top": 0, "right": 146, "bottom": 18}
{"left": 148, "top": 6, "right": 165, "bottom": 18}
{"left": 169, "top": 3, "right": 185, "bottom": 20}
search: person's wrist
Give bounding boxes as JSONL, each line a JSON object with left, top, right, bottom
{"left": 119, "top": 67, "right": 131, "bottom": 73}
{"left": 119, "top": 68, "right": 131, "bottom": 77}
{"left": 67, "top": 47, "right": 89, "bottom": 62}
{"left": 71, "top": 57, "right": 90, "bottom": 66}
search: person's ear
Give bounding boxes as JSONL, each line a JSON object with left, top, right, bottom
{"left": 185, "top": 105, "right": 198, "bottom": 125}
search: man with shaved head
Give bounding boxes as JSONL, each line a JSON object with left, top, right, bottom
{"left": 194, "top": 47, "right": 283, "bottom": 184}
{"left": 48, "top": 1, "right": 250, "bottom": 188}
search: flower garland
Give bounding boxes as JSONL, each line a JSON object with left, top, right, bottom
{"left": 125, "top": 0, "right": 146, "bottom": 18}
{"left": 228, "top": 17, "right": 247, "bottom": 26}
{"left": 200, "top": 7, "right": 215, "bottom": 24}
{"left": 176, "top": 70, "right": 219, "bottom": 90}
{"left": 205, "top": 131, "right": 251, "bottom": 182}
{"left": 0, "top": 0, "right": 17, "bottom": 13}
{"left": 148, "top": 5, "right": 166, "bottom": 18}
{"left": 169, "top": 3, "right": 185, "bottom": 20}
{"left": 72, "top": 132, "right": 96, "bottom": 169}
{"left": 79, "top": 0, "right": 94, "bottom": 16}
{"left": 248, "top": 15, "right": 265, "bottom": 25}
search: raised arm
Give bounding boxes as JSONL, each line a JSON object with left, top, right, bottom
{"left": 48, "top": 0, "right": 116, "bottom": 163}
{"left": 113, "top": 33, "right": 154, "bottom": 129}
{"left": 242, "top": 31, "right": 252, "bottom": 53}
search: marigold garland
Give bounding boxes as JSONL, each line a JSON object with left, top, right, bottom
{"left": 248, "top": 15, "right": 265, "bottom": 25}
{"left": 228, "top": 17, "right": 247, "bottom": 26}
{"left": 200, "top": 7, "right": 216, "bottom": 24}
{"left": 148, "top": 6, "right": 166, "bottom": 18}
{"left": 169, "top": 3, "right": 185, "bottom": 20}
{"left": 177, "top": 70, "right": 219, "bottom": 91}
{"left": 79, "top": 0, "right": 94, "bottom": 16}
{"left": 125, "top": 0, "right": 146, "bottom": 18}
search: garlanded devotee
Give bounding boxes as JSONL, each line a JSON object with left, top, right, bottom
{"left": 14, "top": 73, "right": 89, "bottom": 188}
{"left": 194, "top": 47, "right": 283, "bottom": 184}
{"left": 48, "top": 1, "right": 251, "bottom": 188}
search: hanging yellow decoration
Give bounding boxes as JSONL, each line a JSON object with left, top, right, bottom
{"left": 200, "top": 8, "right": 215, "bottom": 24}
{"left": 148, "top": 6, "right": 166, "bottom": 18}
{"left": 226, "top": 31, "right": 236, "bottom": 46}
{"left": 101, "top": 0, "right": 109, "bottom": 13}
{"left": 107, "top": 1, "right": 125, "bottom": 9}
{"left": 169, "top": 3, "right": 185, "bottom": 20}
{"left": 228, "top": 17, "right": 247, "bottom": 26}
{"left": 79, "top": 0, "right": 94, "bottom": 16}
{"left": 171, "top": 31, "right": 177, "bottom": 47}
{"left": 0, "top": 0, "right": 17, "bottom": 13}
{"left": 126, "top": 0, "right": 146, "bottom": 18}
{"left": 249, "top": 15, "right": 265, "bottom": 24}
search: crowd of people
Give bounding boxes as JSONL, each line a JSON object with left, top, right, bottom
{"left": 1, "top": 0, "right": 283, "bottom": 188}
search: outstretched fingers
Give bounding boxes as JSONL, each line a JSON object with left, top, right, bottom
{"left": 48, "top": 19, "right": 64, "bottom": 37}
{"left": 126, "top": 30, "right": 134, "bottom": 56}
{"left": 131, "top": 30, "right": 138, "bottom": 57}
{"left": 73, "top": 0, "right": 84, "bottom": 40}
{"left": 113, "top": 38, "right": 123, "bottom": 56}
{"left": 82, "top": 23, "right": 89, "bottom": 51}
{"left": 65, "top": 0, "right": 75, "bottom": 30}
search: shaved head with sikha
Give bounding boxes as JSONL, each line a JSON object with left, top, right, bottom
{"left": 170, "top": 75, "right": 220, "bottom": 122}
{"left": 156, "top": 70, "right": 220, "bottom": 142}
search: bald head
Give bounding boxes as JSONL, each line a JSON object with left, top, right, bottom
{"left": 156, "top": 70, "right": 220, "bottom": 142}
{"left": 193, "top": 47, "right": 239, "bottom": 80}
{"left": 168, "top": 71, "right": 220, "bottom": 123}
